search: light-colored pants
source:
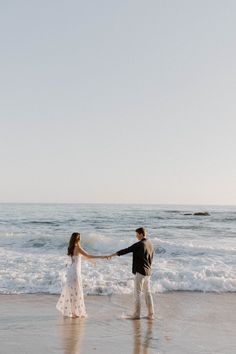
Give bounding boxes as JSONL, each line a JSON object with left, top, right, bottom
{"left": 133, "top": 272, "right": 154, "bottom": 317}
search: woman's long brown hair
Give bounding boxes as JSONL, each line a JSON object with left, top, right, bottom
{"left": 67, "top": 232, "right": 80, "bottom": 257}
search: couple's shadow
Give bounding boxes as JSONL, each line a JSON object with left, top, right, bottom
{"left": 58, "top": 317, "right": 154, "bottom": 354}
{"left": 58, "top": 317, "right": 85, "bottom": 354}
{"left": 132, "top": 319, "right": 154, "bottom": 354}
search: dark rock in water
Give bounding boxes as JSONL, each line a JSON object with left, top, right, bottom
{"left": 193, "top": 212, "right": 210, "bottom": 216}
{"left": 155, "top": 247, "right": 166, "bottom": 254}
{"left": 183, "top": 213, "right": 192, "bottom": 216}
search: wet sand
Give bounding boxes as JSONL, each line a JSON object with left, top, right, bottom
{"left": 0, "top": 293, "right": 235, "bottom": 354}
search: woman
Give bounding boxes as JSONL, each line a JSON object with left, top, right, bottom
{"left": 56, "top": 232, "right": 108, "bottom": 318}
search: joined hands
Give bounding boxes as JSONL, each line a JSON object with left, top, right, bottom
{"left": 102, "top": 253, "right": 117, "bottom": 260}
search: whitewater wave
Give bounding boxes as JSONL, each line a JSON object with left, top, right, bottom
{"left": 1, "top": 246, "right": 235, "bottom": 295}
{"left": 1, "top": 203, "right": 236, "bottom": 295}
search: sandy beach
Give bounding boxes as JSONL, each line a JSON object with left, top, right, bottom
{"left": 0, "top": 292, "right": 235, "bottom": 354}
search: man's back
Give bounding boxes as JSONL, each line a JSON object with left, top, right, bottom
{"left": 113, "top": 228, "right": 155, "bottom": 319}
{"left": 117, "top": 238, "right": 154, "bottom": 276}
{"left": 133, "top": 238, "right": 154, "bottom": 275}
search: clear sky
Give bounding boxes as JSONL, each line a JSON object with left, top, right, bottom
{"left": 0, "top": 1, "right": 235, "bottom": 204}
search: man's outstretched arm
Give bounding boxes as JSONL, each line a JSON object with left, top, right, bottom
{"left": 110, "top": 242, "right": 138, "bottom": 257}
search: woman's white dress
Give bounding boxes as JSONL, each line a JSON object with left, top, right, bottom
{"left": 56, "top": 255, "right": 87, "bottom": 317}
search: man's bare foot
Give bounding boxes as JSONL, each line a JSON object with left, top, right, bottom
{"left": 129, "top": 315, "right": 140, "bottom": 320}
{"left": 122, "top": 313, "right": 140, "bottom": 320}
{"left": 147, "top": 314, "right": 155, "bottom": 320}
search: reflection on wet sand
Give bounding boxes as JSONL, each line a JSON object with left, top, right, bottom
{"left": 58, "top": 318, "right": 85, "bottom": 354}
{"left": 133, "top": 320, "right": 153, "bottom": 354}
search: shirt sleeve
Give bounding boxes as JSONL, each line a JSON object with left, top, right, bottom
{"left": 116, "top": 242, "right": 139, "bottom": 256}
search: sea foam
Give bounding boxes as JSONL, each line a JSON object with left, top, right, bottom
{"left": 0, "top": 203, "right": 235, "bottom": 295}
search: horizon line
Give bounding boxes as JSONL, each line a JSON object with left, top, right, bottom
{"left": 0, "top": 201, "right": 235, "bottom": 207}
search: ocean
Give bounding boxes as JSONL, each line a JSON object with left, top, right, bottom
{"left": 0, "top": 203, "right": 235, "bottom": 295}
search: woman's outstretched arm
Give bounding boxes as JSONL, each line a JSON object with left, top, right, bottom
{"left": 77, "top": 246, "right": 109, "bottom": 259}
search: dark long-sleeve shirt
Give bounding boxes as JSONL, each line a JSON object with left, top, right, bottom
{"left": 117, "top": 238, "right": 154, "bottom": 276}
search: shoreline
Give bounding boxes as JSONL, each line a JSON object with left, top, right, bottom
{"left": 1, "top": 292, "right": 235, "bottom": 353}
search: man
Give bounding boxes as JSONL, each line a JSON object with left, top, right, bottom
{"left": 110, "top": 227, "right": 154, "bottom": 319}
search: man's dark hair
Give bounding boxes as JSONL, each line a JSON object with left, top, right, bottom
{"left": 135, "top": 227, "right": 146, "bottom": 237}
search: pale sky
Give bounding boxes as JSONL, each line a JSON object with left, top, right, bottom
{"left": 0, "top": 1, "right": 236, "bottom": 204}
